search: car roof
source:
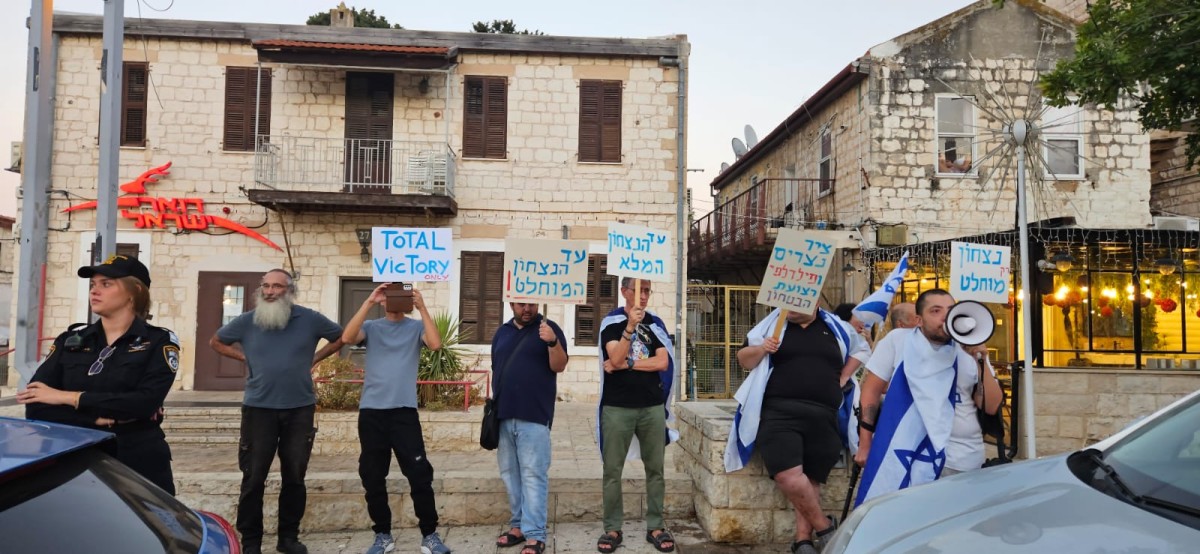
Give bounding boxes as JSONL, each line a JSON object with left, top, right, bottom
{"left": 0, "top": 417, "right": 113, "bottom": 475}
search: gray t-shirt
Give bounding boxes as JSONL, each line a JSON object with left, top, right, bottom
{"left": 216, "top": 305, "right": 343, "bottom": 409}
{"left": 359, "top": 317, "right": 425, "bottom": 410}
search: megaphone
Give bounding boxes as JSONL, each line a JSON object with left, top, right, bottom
{"left": 945, "top": 300, "right": 995, "bottom": 346}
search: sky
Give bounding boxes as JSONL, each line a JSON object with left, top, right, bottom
{"left": 0, "top": 0, "right": 975, "bottom": 219}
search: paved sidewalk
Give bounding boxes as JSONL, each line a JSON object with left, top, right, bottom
{"left": 262, "top": 519, "right": 788, "bottom": 553}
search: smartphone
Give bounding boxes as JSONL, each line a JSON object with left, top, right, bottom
{"left": 385, "top": 283, "right": 414, "bottom": 313}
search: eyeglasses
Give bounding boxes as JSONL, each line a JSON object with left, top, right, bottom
{"left": 88, "top": 345, "right": 116, "bottom": 376}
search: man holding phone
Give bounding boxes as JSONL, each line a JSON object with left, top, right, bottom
{"left": 341, "top": 283, "right": 453, "bottom": 554}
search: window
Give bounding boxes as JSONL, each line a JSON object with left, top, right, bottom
{"left": 576, "top": 255, "right": 618, "bottom": 346}
{"left": 818, "top": 130, "right": 832, "bottom": 195}
{"left": 463, "top": 76, "right": 507, "bottom": 159}
{"left": 121, "top": 62, "right": 149, "bottom": 147}
{"left": 223, "top": 67, "right": 272, "bottom": 152}
{"left": 936, "top": 96, "right": 975, "bottom": 175}
{"left": 459, "top": 251, "right": 504, "bottom": 345}
{"left": 579, "top": 79, "right": 622, "bottom": 163}
{"left": 1042, "top": 102, "right": 1084, "bottom": 179}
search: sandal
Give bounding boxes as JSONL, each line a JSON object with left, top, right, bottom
{"left": 497, "top": 529, "right": 525, "bottom": 548}
{"left": 520, "top": 541, "right": 545, "bottom": 554}
{"left": 646, "top": 529, "right": 675, "bottom": 553}
{"left": 596, "top": 530, "right": 622, "bottom": 553}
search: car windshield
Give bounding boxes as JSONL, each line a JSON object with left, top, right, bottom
{"left": 0, "top": 447, "right": 204, "bottom": 553}
{"left": 1101, "top": 394, "right": 1200, "bottom": 527}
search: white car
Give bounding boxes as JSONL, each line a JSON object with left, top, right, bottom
{"left": 826, "top": 388, "right": 1200, "bottom": 552}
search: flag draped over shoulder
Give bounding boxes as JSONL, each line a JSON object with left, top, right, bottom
{"left": 855, "top": 329, "right": 972, "bottom": 506}
{"left": 853, "top": 252, "right": 910, "bottom": 329}
{"left": 596, "top": 307, "right": 679, "bottom": 461}
{"left": 723, "top": 308, "right": 870, "bottom": 473}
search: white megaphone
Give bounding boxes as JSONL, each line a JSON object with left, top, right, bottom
{"left": 945, "top": 300, "right": 995, "bottom": 346}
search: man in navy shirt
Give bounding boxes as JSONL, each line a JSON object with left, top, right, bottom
{"left": 210, "top": 269, "right": 344, "bottom": 554}
{"left": 341, "top": 283, "right": 451, "bottom": 554}
{"left": 489, "top": 302, "right": 567, "bottom": 554}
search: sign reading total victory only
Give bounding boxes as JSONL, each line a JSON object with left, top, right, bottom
{"left": 756, "top": 228, "right": 836, "bottom": 316}
{"left": 502, "top": 238, "right": 590, "bottom": 303}
{"left": 371, "top": 227, "right": 453, "bottom": 282}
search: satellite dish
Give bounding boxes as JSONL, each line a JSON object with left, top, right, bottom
{"left": 732, "top": 137, "right": 748, "bottom": 158}
{"left": 744, "top": 125, "right": 759, "bottom": 148}
{"left": 720, "top": 162, "right": 730, "bottom": 172}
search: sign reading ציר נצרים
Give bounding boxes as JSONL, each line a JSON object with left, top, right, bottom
{"left": 371, "top": 227, "right": 453, "bottom": 282}
{"left": 756, "top": 228, "right": 835, "bottom": 316}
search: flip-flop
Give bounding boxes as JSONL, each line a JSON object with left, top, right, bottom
{"left": 497, "top": 531, "right": 525, "bottom": 548}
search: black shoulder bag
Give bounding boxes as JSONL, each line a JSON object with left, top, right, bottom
{"left": 974, "top": 356, "right": 1011, "bottom": 466}
{"left": 480, "top": 331, "right": 534, "bottom": 450}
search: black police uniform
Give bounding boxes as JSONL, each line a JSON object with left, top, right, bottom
{"left": 26, "top": 317, "right": 180, "bottom": 495}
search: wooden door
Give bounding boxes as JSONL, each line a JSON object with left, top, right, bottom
{"left": 194, "top": 271, "right": 263, "bottom": 390}
{"left": 338, "top": 278, "right": 384, "bottom": 367}
{"left": 344, "top": 72, "right": 394, "bottom": 192}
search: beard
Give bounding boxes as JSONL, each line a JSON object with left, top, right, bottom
{"left": 253, "top": 293, "right": 294, "bottom": 331}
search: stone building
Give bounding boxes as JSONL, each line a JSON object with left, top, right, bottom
{"left": 11, "top": 11, "right": 689, "bottom": 399}
{"left": 0, "top": 215, "right": 13, "bottom": 384}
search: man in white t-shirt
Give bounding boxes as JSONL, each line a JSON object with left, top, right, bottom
{"left": 855, "top": 289, "right": 1003, "bottom": 476}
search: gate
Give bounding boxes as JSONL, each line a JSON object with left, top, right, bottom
{"left": 686, "top": 285, "right": 771, "bottom": 399}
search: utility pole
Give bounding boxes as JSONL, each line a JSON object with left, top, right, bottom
{"left": 15, "top": 0, "right": 55, "bottom": 385}
{"left": 95, "top": 0, "right": 124, "bottom": 265}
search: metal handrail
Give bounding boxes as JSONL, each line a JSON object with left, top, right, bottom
{"left": 254, "top": 135, "right": 456, "bottom": 197}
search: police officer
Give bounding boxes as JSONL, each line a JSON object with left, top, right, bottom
{"left": 18, "top": 255, "right": 179, "bottom": 494}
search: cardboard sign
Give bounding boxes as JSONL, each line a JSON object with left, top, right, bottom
{"left": 371, "top": 227, "right": 453, "bottom": 282}
{"left": 502, "top": 238, "right": 590, "bottom": 304}
{"left": 607, "top": 222, "right": 672, "bottom": 281}
{"left": 756, "top": 228, "right": 835, "bottom": 315}
{"left": 950, "top": 241, "right": 1011, "bottom": 303}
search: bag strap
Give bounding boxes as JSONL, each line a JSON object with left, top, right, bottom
{"left": 492, "top": 323, "right": 537, "bottom": 399}
{"left": 975, "top": 355, "right": 1010, "bottom": 463}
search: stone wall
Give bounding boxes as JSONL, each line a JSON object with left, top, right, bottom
{"left": 13, "top": 33, "right": 686, "bottom": 397}
{"left": 1033, "top": 368, "right": 1200, "bottom": 455}
{"left": 1149, "top": 131, "right": 1200, "bottom": 218}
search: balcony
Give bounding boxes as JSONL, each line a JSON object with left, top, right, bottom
{"left": 689, "top": 178, "right": 838, "bottom": 280}
{"left": 250, "top": 135, "right": 457, "bottom": 215}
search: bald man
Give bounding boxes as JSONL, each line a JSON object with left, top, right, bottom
{"left": 889, "top": 302, "right": 918, "bottom": 330}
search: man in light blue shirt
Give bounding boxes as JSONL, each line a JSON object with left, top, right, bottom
{"left": 342, "top": 283, "right": 451, "bottom": 554}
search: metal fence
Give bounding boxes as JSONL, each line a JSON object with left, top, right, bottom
{"left": 254, "top": 135, "right": 456, "bottom": 197}
{"left": 687, "top": 284, "right": 772, "bottom": 398}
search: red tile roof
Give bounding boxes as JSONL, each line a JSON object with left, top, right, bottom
{"left": 253, "top": 39, "right": 449, "bottom": 55}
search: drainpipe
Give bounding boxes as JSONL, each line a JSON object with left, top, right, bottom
{"left": 660, "top": 48, "right": 687, "bottom": 401}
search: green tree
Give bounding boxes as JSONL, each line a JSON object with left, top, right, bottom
{"left": 1040, "top": 0, "right": 1200, "bottom": 167}
{"left": 306, "top": 6, "right": 403, "bottom": 29}
{"left": 471, "top": 19, "right": 544, "bottom": 35}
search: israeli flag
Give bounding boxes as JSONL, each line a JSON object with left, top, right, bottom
{"left": 853, "top": 251, "right": 910, "bottom": 329}
{"left": 855, "top": 329, "right": 965, "bottom": 506}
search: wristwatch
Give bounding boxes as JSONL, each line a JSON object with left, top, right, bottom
{"left": 545, "top": 339, "right": 558, "bottom": 348}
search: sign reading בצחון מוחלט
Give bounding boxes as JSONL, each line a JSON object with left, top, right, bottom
{"left": 606, "top": 222, "right": 671, "bottom": 281}
{"left": 950, "top": 241, "right": 1011, "bottom": 304}
{"left": 371, "top": 227, "right": 453, "bottom": 282}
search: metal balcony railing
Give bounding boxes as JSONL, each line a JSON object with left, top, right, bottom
{"left": 254, "top": 135, "right": 456, "bottom": 197}
{"left": 689, "top": 178, "right": 835, "bottom": 268}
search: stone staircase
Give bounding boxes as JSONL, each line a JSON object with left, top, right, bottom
{"left": 162, "top": 407, "right": 242, "bottom": 445}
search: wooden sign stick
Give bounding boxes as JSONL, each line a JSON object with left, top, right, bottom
{"left": 771, "top": 309, "right": 789, "bottom": 340}
{"left": 635, "top": 278, "right": 642, "bottom": 309}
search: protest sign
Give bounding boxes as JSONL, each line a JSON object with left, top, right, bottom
{"left": 607, "top": 222, "right": 672, "bottom": 282}
{"left": 950, "top": 241, "right": 1011, "bottom": 303}
{"left": 502, "top": 238, "right": 590, "bottom": 303}
{"left": 371, "top": 227, "right": 453, "bottom": 282}
{"left": 756, "top": 228, "right": 836, "bottom": 318}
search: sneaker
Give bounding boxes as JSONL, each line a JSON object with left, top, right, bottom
{"left": 421, "top": 531, "right": 452, "bottom": 554}
{"left": 365, "top": 533, "right": 395, "bottom": 554}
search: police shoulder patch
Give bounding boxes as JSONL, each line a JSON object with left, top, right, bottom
{"left": 164, "top": 345, "right": 180, "bottom": 373}
{"left": 167, "top": 330, "right": 180, "bottom": 347}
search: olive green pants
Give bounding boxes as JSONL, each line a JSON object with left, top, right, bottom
{"left": 600, "top": 404, "right": 666, "bottom": 532}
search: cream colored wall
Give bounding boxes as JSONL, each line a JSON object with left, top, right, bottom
{"left": 25, "top": 34, "right": 685, "bottom": 398}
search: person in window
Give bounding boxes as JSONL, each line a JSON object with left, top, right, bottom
{"left": 19, "top": 255, "right": 179, "bottom": 495}
{"left": 939, "top": 139, "right": 972, "bottom": 173}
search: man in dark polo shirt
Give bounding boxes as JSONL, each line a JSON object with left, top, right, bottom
{"left": 736, "top": 308, "right": 867, "bottom": 554}
{"left": 209, "top": 269, "right": 345, "bottom": 554}
{"left": 489, "top": 302, "right": 567, "bottom": 554}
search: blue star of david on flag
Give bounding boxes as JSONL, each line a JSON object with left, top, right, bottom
{"left": 895, "top": 435, "right": 946, "bottom": 488}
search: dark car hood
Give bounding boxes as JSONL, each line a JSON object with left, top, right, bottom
{"left": 840, "top": 456, "right": 1200, "bottom": 552}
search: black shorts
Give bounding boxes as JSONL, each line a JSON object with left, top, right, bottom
{"left": 756, "top": 398, "right": 842, "bottom": 483}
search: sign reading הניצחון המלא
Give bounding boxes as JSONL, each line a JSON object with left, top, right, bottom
{"left": 606, "top": 222, "right": 671, "bottom": 282}
{"left": 756, "top": 228, "right": 835, "bottom": 316}
{"left": 502, "top": 238, "right": 590, "bottom": 304}
{"left": 371, "top": 227, "right": 453, "bottom": 282}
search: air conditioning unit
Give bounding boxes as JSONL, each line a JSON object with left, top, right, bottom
{"left": 1153, "top": 216, "right": 1200, "bottom": 231}
{"left": 877, "top": 224, "right": 908, "bottom": 247}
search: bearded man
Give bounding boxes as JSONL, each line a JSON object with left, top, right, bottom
{"left": 209, "top": 269, "right": 344, "bottom": 554}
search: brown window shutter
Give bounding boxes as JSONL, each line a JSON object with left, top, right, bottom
{"left": 481, "top": 252, "right": 505, "bottom": 342}
{"left": 121, "top": 62, "right": 149, "bottom": 147}
{"left": 579, "top": 80, "right": 601, "bottom": 162}
{"left": 256, "top": 68, "right": 272, "bottom": 148}
{"left": 599, "top": 81, "right": 622, "bottom": 163}
{"left": 225, "top": 67, "right": 273, "bottom": 152}
{"left": 463, "top": 77, "right": 485, "bottom": 158}
{"left": 575, "top": 255, "right": 618, "bottom": 346}
{"left": 463, "top": 76, "right": 507, "bottom": 159}
{"left": 459, "top": 251, "right": 505, "bottom": 345}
